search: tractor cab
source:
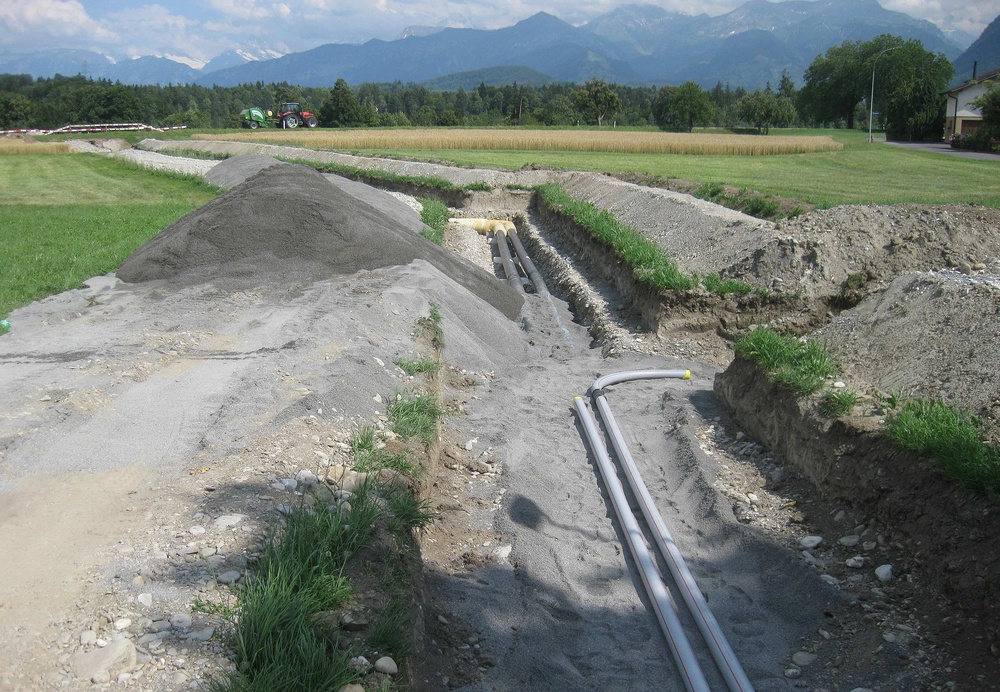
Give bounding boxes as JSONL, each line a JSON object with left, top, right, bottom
{"left": 274, "top": 102, "right": 317, "bottom": 129}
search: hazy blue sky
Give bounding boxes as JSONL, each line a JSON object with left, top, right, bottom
{"left": 1, "top": 0, "right": 993, "bottom": 67}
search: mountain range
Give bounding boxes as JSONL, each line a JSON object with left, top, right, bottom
{"left": 0, "top": 1, "right": 989, "bottom": 90}
{"left": 952, "top": 14, "right": 1000, "bottom": 83}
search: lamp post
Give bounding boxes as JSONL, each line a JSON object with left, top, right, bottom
{"left": 869, "top": 45, "right": 902, "bottom": 142}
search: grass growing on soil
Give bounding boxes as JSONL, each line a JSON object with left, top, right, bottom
{"left": 885, "top": 400, "right": 1000, "bottom": 494}
{"left": 418, "top": 197, "right": 448, "bottom": 244}
{"left": 349, "top": 424, "right": 422, "bottom": 477}
{"left": 735, "top": 328, "right": 837, "bottom": 396}
{"left": 821, "top": 389, "right": 859, "bottom": 417}
{"left": 417, "top": 302, "right": 444, "bottom": 350}
{"left": 0, "top": 153, "right": 218, "bottom": 319}
{"left": 537, "top": 183, "right": 697, "bottom": 293}
{"left": 204, "top": 483, "right": 382, "bottom": 690}
{"left": 538, "top": 184, "right": 758, "bottom": 296}
{"left": 204, "top": 475, "right": 433, "bottom": 690}
{"left": 387, "top": 390, "right": 443, "bottom": 444}
{"left": 395, "top": 356, "right": 440, "bottom": 376}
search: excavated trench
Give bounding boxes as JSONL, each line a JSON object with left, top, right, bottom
{"left": 57, "top": 143, "right": 1000, "bottom": 688}
{"left": 441, "top": 184, "right": 1000, "bottom": 689}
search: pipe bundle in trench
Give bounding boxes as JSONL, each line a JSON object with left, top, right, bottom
{"left": 575, "top": 371, "right": 755, "bottom": 692}
{"left": 450, "top": 218, "right": 547, "bottom": 295}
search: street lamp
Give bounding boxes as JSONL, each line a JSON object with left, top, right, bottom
{"left": 869, "top": 45, "right": 902, "bottom": 142}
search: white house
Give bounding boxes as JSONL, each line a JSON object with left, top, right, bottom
{"left": 944, "top": 66, "right": 1000, "bottom": 139}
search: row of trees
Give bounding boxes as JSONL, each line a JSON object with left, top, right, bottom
{"left": 0, "top": 34, "right": 955, "bottom": 140}
{"left": 799, "top": 35, "right": 953, "bottom": 140}
{"left": 0, "top": 72, "right": 802, "bottom": 132}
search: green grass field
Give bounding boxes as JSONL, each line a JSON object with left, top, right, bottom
{"left": 0, "top": 154, "right": 218, "bottom": 319}
{"left": 349, "top": 129, "right": 1000, "bottom": 208}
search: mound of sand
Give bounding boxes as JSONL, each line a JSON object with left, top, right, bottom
{"left": 203, "top": 153, "right": 285, "bottom": 189}
{"left": 819, "top": 270, "right": 1000, "bottom": 438}
{"left": 118, "top": 162, "right": 523, "bottom": 320}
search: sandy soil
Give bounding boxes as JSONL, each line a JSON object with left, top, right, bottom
{"left": 1, "top": 141, "right": 997, "bottom": 691}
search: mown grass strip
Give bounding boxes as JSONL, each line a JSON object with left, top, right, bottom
{"left": 735, "top": 327, "right": 837, "bottom": 396}
{"left": 885, "top": 400, "right": 1000, "bottom": 494}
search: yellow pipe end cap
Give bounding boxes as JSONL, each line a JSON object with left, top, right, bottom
{"left": 683, "top": 370, "right": 692, "bottom": 380}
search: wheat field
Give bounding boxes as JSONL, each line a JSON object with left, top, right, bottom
{"left": 196, "top": 128, "right": 843, "bottom": 156}
{"left": 0, "top": 139, "right": 71, "bottom": 156}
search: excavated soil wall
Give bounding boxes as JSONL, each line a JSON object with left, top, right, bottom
{"left": 532, "top": 194, "right": 824, "bottom": 340}
{"left": 715, "top": 355, "right": 1000, "bottom": 622}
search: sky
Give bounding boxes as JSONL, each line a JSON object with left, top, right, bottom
{"left": 1, "top": 0, "right": 996, "bottom": 67}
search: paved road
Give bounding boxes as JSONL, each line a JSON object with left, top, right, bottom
{"left": 883, "top": 139, "right": 1000, "bottom": 162}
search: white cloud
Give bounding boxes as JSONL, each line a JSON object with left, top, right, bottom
{"left": 3, "top": 0, "right": 997, "bottom": 69}
{"left": 883, "top": 0, "right": 1000, "bottom": 37}
{"left": 105, "top": 4, "right": 220, "bottom": 62}
{"left": 0, "top": 0, "right": 117, "bottom": 50}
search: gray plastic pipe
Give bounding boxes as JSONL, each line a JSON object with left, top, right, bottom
{"left": 506, "top": 228, "right": 548, "bottom": 295}
{"left": 493, "top": 229, "right": 523, "bottom": 290}
{"left": 573, "top": 396, "right": 711, "bottom": 692}
{"left": 590, "top": 370, "right": 755, "bottom": 692}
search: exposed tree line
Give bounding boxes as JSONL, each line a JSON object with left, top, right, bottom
{"left": 0, "top": 34, "right": 958, "bottom": 141}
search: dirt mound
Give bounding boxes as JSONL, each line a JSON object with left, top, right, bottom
{"left": 203, "top": 154, "right": 285, "bottom": 189}
{"left": 117, "top": 163, "right": 523, "bottom": 320}
{"left": 723, "top": 204, "right": 1000, "bottom": 300}
{"left": 819, "top": 270, "right": 1000, "bottom": 438}
{"left": 557, "top": 171, "right": 776, "bottom": 275}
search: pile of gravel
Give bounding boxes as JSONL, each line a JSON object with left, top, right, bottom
{"left": 118, "top": 162, "right": 523, "bottom": 320}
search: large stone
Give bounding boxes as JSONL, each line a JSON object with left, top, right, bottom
{"left": 71, "top": 639, "right": 137, "bottom": 681}
{"left": 374, "top": 656, "right": 398, "bottom": 675}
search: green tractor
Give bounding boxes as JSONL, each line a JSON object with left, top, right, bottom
{"left": 240, "top": 103, "right": 318, "bottom": 129}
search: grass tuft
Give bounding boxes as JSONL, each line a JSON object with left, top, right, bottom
{"left": 820, "top": 389, "right": 859, "bottom": 417}
{"left": 417, "top": 302, "right": 444, "bottom": 350}
{"left": 395, "top": 357, "right": 440, "bottom": 376}
{"left": 211, "top": 486, "right": 385, "bottom": 690}
{"left": 418, "top": 197, "right": 448, "bottom": 245}
{"left": 736, "top": 328, "right": 837, "bottom": 395}
{"left": 702, "top": 273, "right": 753, "bottom": 296}
{"left": 885, "top": 400, "right": 1000, "bottom": 494}
{"left": 387, "top": 390, "right": 443, "bottom": 444}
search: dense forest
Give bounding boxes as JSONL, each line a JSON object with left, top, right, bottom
{"left": 0, "top": 72, "right": 800, "bottom": 132}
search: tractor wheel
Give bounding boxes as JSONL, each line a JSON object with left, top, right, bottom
{"left": 283, "top": 115, "right": 299, "bottom": 129}
{"left": 305, "top": 116, "right": 317, "bottom": 128}
{"left": 249, "top": 120, "right": 259, "bottom": 129}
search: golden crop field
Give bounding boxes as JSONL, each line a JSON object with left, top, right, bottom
{"left": 0, "top": 139, "right": 71, "bottom": 156}
{"left": 195, "top": 128, "right": 844, "bottom": 156}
